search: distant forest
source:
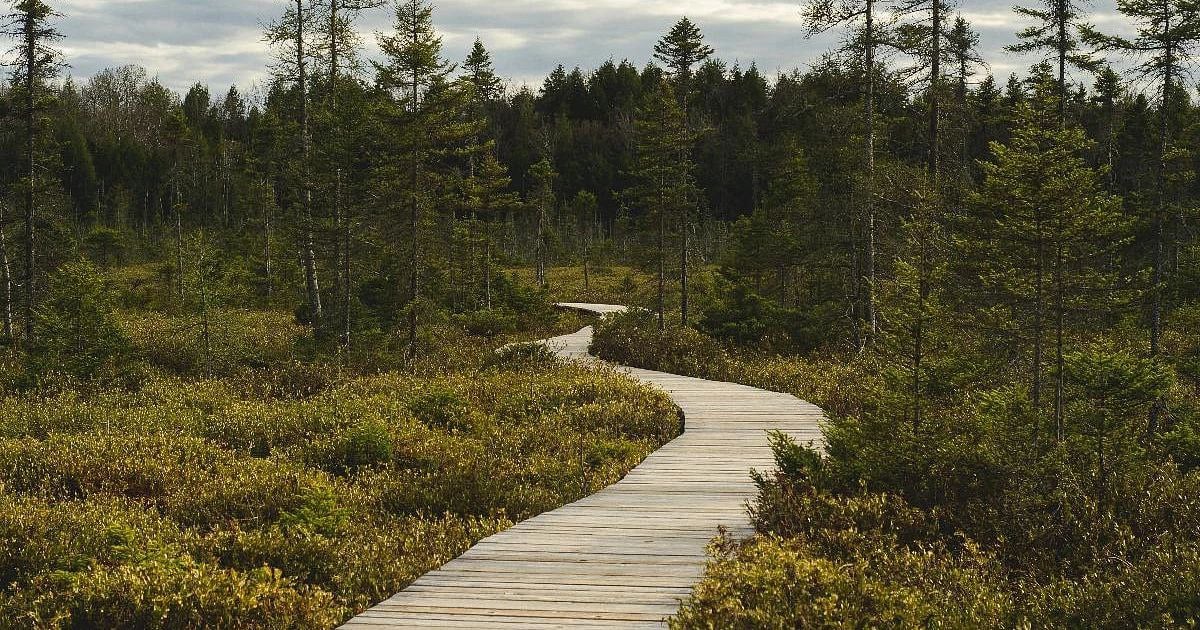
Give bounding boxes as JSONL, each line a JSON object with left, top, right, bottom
{"left": 3, "top": 0, "right": 1195, "bottom": 359}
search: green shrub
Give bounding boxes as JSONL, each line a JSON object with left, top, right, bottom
{"left": 338, "top": 420, "right": 395, "bottom": 473}
{"left": 590, "top": 308, "right": 729, "bottom": 377}
{"left": 82, "top": 226, "right": 129, "bottom": 268}
{"left": 26, "top": 261, "right": 138, "bottom": 387}
{"left": 489, "top": 341, "right": 561, "bottom": 369}
{"left": 3, "top": 552, "right": 340, "bottom": 629}
{"left": 459, "top": 308, "right": 518, "bottom": 337}
{"left": 0, "top": 348, "right": 682, "bottom": 627}
{"left": 406, "top": 383, "right": 470, "bottom": 431}
{"left": 671, "top": 534, "right": 1011, "bottom": 629}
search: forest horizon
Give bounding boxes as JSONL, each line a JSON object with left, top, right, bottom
{"left": 48, "top": 0, "right": 1132, "bottom": 95}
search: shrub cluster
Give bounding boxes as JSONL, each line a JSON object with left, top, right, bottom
{"left": 0, "top": 360, "right": 680, "bottom": 627}
{"left": 593, "top": 311, "right": 1200, "bottom": 627}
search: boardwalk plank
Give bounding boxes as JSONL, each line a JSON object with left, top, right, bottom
{"left": 339, "top": 303, "right": 825, "bottom": 629}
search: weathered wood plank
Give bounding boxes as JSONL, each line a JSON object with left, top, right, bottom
{"left": 340, "top": 303, "right": 826, "bottom": 629}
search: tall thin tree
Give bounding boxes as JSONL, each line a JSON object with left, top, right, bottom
{"left": 320, "top": 0, "right": 383, "bottom": 353}
{"left": 266, "top": 0, "right": 324, "bottom": 327}
{"left": 4, "top": 0, "right": 63, "bottom": 345}
{"left": 376, "top": 0, "right": 454, "bottom": 360}
{"left": 1008, "top": 0, "right": 1100, "bottom": 126}
{"left": 1085, "top": 0, "right": 1200, "bottom": 434}
{"left": 0, "top": 200, "right": 12, "bottom": 343}
{"left": 653, "top": 17, "right": 713, "bottom": 326}
{"left": 802, "top": 0, "right": 898, "bottom": 341}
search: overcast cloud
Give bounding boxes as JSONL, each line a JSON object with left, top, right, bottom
{"left": 46, "top": 0, "right": 1130, "bottom": 96}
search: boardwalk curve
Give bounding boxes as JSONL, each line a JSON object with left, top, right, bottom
{"left": 342, "top": 304, "right": 826, "bottom": 629}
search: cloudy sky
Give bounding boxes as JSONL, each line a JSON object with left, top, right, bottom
{"left": 50, "top": 0, "right": 1130, "bottom": 96}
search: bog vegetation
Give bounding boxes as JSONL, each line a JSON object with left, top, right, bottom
{"left": 4, "top": 0, "right": 1200, "bottom": 626}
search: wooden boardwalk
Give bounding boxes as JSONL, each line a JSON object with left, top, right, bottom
{"left": 342, "top": 304, "right": 825, "bottom": 629}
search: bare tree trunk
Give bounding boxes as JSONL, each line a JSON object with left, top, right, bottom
{"left": 330, "top": 0, "right": 352, "bottom": 354}
{"left": 485, "top": 223, "right": 494, "bottom": 310}
{"left": 582, "top": 235, "right": 591, "bottom": 294}
{"left": 536, "top": 200, "right": 547, "bottom": 288}
{"left": 1057, "top": 0, "right": 1068, "bottom": 126}
{"left": 341, "top": 170, "right": 352, "bottom": 354}
{"left": 1149, "top": 37, "right": 1173, "bottom": 435}
{"left": 658, "top": 176, "right": 666, "bottom": 332}
{"left": 175, "top": 187, "right": 185, "bottom": 299}
{"left": 297, "top": 0, "right": 323, "bottom": 327}
{"left": 264, "top": 181, "right": 274, "bottom": 301}
{"left": 928, "top": 0, "right": 942, "bottom": 179}
{"left": 680, "top": 193, "right": 689, "bottom": 326}
{"left": 23, "top": 10, "right": 36, "bottom": 345}
{"left": 1033, "top": 215, "right": 1045, "bottom": 441}
{"left": 913, "top": 280, "right": 926, "bottom": 431}
{"left": 406, "top": 53, "right": 423, "bottom": 362}
{"left": 198, "top": 235, "right": 213, "bottom": 375}
{"left": 1055, "top": 236, "right": 1066, "bottom": 442}
{"left": 0, "top": 205, "right": 13, "bottom": 344}
{"left": 864, "top": 0, "right": 878, "bottom": 343}
{"left": 407, "top": 176, "right": 420, "bottom": 361}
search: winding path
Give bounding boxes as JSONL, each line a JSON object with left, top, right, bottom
{"left": 342, "top": 304, "right": 826, "bottom": 629}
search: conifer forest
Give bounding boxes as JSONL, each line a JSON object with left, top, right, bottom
{"left": 4, "top": 0, "right": 1200, "bottom": 627}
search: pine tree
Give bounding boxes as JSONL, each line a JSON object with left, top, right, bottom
{"left": 376, "top": 0, "right": 473, "bottom": 359}
{"left": 570, "top": 191, "right": 599, "bottom": 293}
{"left": 1084, "top": 0, "right": 1200, "bottom": 433}
{"left": 946, "top": 16, "right": 982, "bottom": 101}
{"left": 265, "top": 0, "right": 324, "bottom": 327}
{"left": 653, "top": 17, "right": 713, "bottom": 106}
{"left": 968, "top": 85, "right": 1130, "bottom": 441}
{"left": 802, "top": 0, "right": 899, "bottom": 340}
{"left": 878, "top": 192, "right": 949, "bottom": 429}
{"left": 653, "top": 17, "right": 712, "bottom": 325}
{"left": 463, "top": 38, "right": 503, "bottom": 103}
{"left": 468, "top": 151, "right": 519, "bottom": 310}
{"left": 894, "top": 0, "right": 955, "bottom": 178}
{"left": 4, "top": 0, "right": 63, "bottom": 345}
{"left": 318, "top": 0, "right": 383, "bottom": 352}
{"left": 1093, "top": 66, "right": 1124, "bottom": 188}
{"left": 1007, "top": 0, "right": 1100, "bottom": 125}
{"left": 631, "top": 82, "right": 694, "bottom": 331}
{"left": 945, "top": 16, "right": 984, "bottom": 177}
{"left": 529, "top": 158, "right": 556, "bottom": 289}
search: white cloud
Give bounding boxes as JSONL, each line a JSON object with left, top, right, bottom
{"left": 30, "top": 0, "right": 1129, "bottom": 94}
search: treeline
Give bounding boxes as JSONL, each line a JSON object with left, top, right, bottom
{"left": 3, "top": 0, "right": 1200, "bottom": 368}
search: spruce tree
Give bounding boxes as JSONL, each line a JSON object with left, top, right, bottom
{"left": 265, "top": 0, "right": 324, "bottom": 327}
{"left": 468, "top": 151, "right": 519, "bottom": 310}
{"left": 529, "top": 158, "right": 556, "bottom": 290}
{"left": 878, "top": 193, "right": 949, "bottom": 429}
{"left": 895, "top": 0, "right": 955, "bottom": 179}
{"left": 653, "top": 16, "right": 713, "bottom": 110}
{"left": 631, "top": 82, "right": 694, "bottom": 331}
{"left": 969, "top": 83, "right": 1130, "bottom": 440}
{"left": 1006, "top": 0, "right": 1100, "bottom": 125}
{"left": 318, "top": 0, "right": 383, "bottom": 352}
{"left": 4, "top": 0, "right": 63, "bottom": 345}
{"left": 376, "top": 0, "right": 473, "bottom": 359}
{"left": 1093, "top": 66, "right": 1124, "bottom": 188}
{"left": 945, "top": 16, "right": 984, "bottom": 178}
{"left": 653, "top": 17, "right": 712, "bottom": 325}
{"left": 802, "top": 0, "right": 899, "bottom": 340}
{"left": 1084, "top": 0, "right": 1200, "bottom": 433}
{"left": 463, "top": 38, "right": 503, "bottom": 103}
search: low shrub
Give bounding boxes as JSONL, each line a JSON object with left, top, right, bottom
{"left": 590, "top": 309, "right": 728, "bottom": 377}
{"left": 0, "top": 357, "right": 681, "bottom": 626}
